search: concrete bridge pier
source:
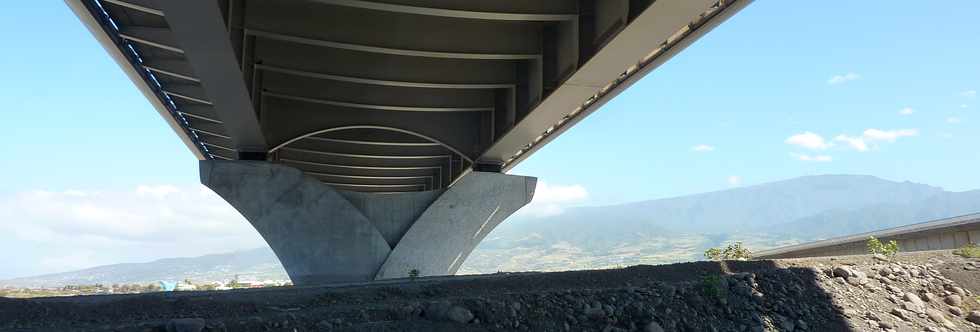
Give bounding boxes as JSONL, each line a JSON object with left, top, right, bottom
{"left": 200, "top": 160, "right": 536, "bottom": 285}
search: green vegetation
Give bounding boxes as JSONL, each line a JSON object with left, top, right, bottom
{"left": 408, "top": 268, "right": 420, "bottom": 280}
{"left": 703, "top": 242, "right": 752, "bottom": 261}
{"left": 866, "top": 236, "right": 899, "bottom": 256}
{"left": 704, "top": 247, "right": 722, "bottom": 260}
{"left": 952, "top": 243, "right": 980, "bottom": 258}
{"left": 700, "top": 274, "right": 725, "bottom": 300}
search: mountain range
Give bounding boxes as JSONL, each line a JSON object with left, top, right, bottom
{"left": 0, "top": 248, "right": 286, "bottom": 288}
{"left": 5, "top": 174, "right": 979, "bottom": 288}
{"left": 463, "top": 175, "right": 980, "bottom": 272}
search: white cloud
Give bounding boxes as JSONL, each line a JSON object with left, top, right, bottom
{"left": 946, "top": 117, "right": 961, "bottom": 124}
{"left": 727, "top": 176, "right": 741, "bottom": 187}
{"left": 827, "top": 72, "right": 860, "bottom": 85}
{"left": 691, "top": 144, "right": 715, "bottom": 152}
{"left": 834, "top": 135, "right": 868, "bottom": 151}
{"left": 961, "top": 90, "right": 976, "bottom": 98}
{"left": 0, "top": 185, "right": 265, "bottom": 276}
{"left": 785, "top": 132, "right": 833, "bottom": 150}
{"left": 136, "top": 185, "right": 180, "bottom": 198}
{"left": 862, "top": 128, "right": 919, "bottom": 142}
{"left": 63, "top": 190, "right": 89, "bottom": 197}
{"left": 898, "top": 107, "right": 914, "bottom": 115}
{"left": 961, "top": 104, "right": 969, "bottom": 109}
{"left": 834, "top": 128, "right": 918, "bottom": 152}
{"left": 531, "top": 182, "right": 588, "bottom": 205}
{"left": 518, "top": 181, "right": 588, "bottom": 218}
{"left": 793, "top": 154, "right": 833, "bottom": 162}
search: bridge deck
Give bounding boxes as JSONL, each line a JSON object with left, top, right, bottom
{"left": 68, "top": 0, "right": 749, "bottom": 191}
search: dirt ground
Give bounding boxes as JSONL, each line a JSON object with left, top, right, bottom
{"left": 1, "top": 250, "right": 978, "bottom": 331}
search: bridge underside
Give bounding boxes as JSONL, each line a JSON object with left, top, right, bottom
{"left": 70, "top": 0, "right": 747, "bottom": 191}
{"left": 68, "top": 0, "right": 749, "bottom": 283}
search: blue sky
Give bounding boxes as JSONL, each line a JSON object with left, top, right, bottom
{"left": 520, "top": 1, "right": 980, "bottom": 204}
{"left": 0, "top": 1, "right": 978, "bottom": 278}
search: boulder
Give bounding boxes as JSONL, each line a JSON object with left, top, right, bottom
{"left": 166, "top": 318, "right": 206, "bottom": 332}
{"left": 925, "top": 308, "right": 956, "bottom": 330}
{"left": 890, "top": 308, "right": 911, "bottom": 321}
{"left": 967, "top": 311, "right": 980, "bottom": 325}
{"left": 644, "top": 321, "right": 665, "bottom": 332}
{"left": 447, "top": 306, "right": 474, "bottom": 324}
{"left": 833, "top": 266, "right": 856, "bottom": 278}
{"left": 902, "top": 293, "right": 923, "bottom": 307}
{"left": 944, "top": 294, "right": 962, "bottom": 307}
{"left": 584, "top": 306, "right": 607, "bottom": 320}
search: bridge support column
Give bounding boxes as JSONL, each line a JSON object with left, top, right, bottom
{"left": 200, "top": 160, "right": 536, "bottom": 285}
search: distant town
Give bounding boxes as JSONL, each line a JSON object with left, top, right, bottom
{"left": 0, "top": 276, "right": 291, "bottom": 298}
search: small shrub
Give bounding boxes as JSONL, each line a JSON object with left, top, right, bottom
{"left": 704, "top": 247, "right": 723, "bottom": 260}
{"left": 408, "top": 268, "right": 420, "bottom": 280}
{"left": 700, "top": 275, "right": 725, "bottom": 300}
{"left": 952, "top": 243, "right": 980, "bottom": 258}
{"left": 867, "top": 236, "right": 899, "bottom": 256}
{"left": 704, "top": 242, "right": 752, "bottom": 261}
{"left": 724, "top": 242, "right": 752, "bottom": 260}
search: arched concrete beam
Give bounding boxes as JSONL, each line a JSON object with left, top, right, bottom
{"left": 201, "top": 160, "right": 391, "bottom": 285}
{"left": 270, "top": 125, "right": 475, "bottom": 163}
{"left": 375, "top": 171, "right": 536, "bottom": 279}
{"left": 201, "top": 160, "right": 536, "bottom": 285}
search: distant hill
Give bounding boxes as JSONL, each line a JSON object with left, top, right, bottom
{"left": 0, "top": 248, "right": 287, "bottom": 288}
{"left": 763, "top": 189, "right": 980, "bottom": 238}
{"left": 463, "top": 175, "right": 977, "bottom": 272}
{"left": 483, "top": 175, "right": 951, "bottom": 247}
{"left": 6, "top": 174, "right": 979, "bottom": 287}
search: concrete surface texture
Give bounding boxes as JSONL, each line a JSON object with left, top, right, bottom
{"left": 201, "top": 161, "right": 535, "bottom": 285}
{"left": 376, "top": 172, "right": 536, "bottom": 279}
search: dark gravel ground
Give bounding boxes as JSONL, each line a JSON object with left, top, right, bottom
{"left": 0, "top": 250, "right": 977, "bottom": 332}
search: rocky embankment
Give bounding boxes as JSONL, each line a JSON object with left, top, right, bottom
{"left": 787, "top": 252, "right": 980, "bottom": 331}
{"left": 0, "top": 250, "right": 978, "bottom": 331}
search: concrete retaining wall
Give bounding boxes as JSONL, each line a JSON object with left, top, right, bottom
{"left": 754, "top": 213, "right": 980, "bottom": 259}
